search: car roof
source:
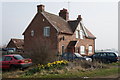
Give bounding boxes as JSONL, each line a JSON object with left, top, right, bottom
{"left": 74, "top": 53, "right": 82, "bottom": 57}
{"left": 95, "top": 51, "right": 115, "bottom": 53}
{"left": 4, "top": 54, "right": 21, "bottom": 56}
{"left": 95, "top": 51, "right": 118, "bottom": 56}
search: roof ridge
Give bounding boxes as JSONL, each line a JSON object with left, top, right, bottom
{"left": 11, "top": 38, "right": 23, "bottom": 40}
{"left": 42, "top": 11, "right": 73, "bottom": 34}
{"left": 84, "top": 27, "right": 96, "bottom": 39}
{"left": 68, "top": 20, "right": 77, "bottom": 21}
{"left": 44, "top": 11, "right": 68, "bottom": 22}
{"left": 41, "top": 11, "right": 59, "bottom": 32}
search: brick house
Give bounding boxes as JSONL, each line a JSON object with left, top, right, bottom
{"left": 6, "top": 38, "right": 24, "bottom": 52}
{"left": 23, "top": 4, "right": 96, "bottom": 56}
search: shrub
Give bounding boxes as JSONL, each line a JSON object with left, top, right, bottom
{"left": 71, "top": 60, "right": 109, "bottom": 69}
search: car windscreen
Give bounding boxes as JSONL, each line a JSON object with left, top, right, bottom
{"left": 74, "top": 53, "right": 82, "bottom": 57}
{"left": 93, "top": 53, "right": 100, "bottom": 57}
{"left": 62, "top": 53, "right": 75, "bottom": 59}
{"left": 13, "top": 55, "right": 24, "bottom": 60}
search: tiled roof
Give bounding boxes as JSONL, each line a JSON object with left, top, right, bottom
{"left": 23, "top": 10, "right": 96, "bottom": 39}
{"left": 68, "top": 20, "right": 79, "bottom": 32}
{"left": 67, "top": 41, "right": 77, "bottom": 47}
{"left": 85, "top": 27, "right": 96, "bottom": 39}
{"left": 68, "top": 20, "right": 96, "bottom": 39}
{"left": 42, "top": 11, "right": 73, "bottom": 34}
{"left": 11, "top": 38, "right": 24, "bottom": 49}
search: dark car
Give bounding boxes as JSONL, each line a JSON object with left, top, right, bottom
{"left": 89, "top": 52, "right": 118, "bottom": 63}
{"left": 0, "top": 54, "right": 32, "bottom": 70}
{"left": 61, "top": 52, "right": 92, "bottom": 61}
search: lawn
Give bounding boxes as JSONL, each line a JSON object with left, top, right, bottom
{"left": 2, "top": 60, "right": 120, "bottom": 78}
{"left": 20, "top": 66, "right": 119, "bottom": 78}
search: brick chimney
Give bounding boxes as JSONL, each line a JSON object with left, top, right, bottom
{"left": 37, "top": 4, "right": 45, "bottom": 12}
{"left": 59, "top": 8, "right": 69, "bottom": 21}
{"left": 77, "top": 15, "right": 82, "bottom": 21}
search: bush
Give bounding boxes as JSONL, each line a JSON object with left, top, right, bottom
{"left": 71, "top": 60, "right": 109, "bottom": 69}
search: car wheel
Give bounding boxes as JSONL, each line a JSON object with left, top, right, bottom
{"left": 19, "top": 68, "right": 25, "bottom": 71}
{"left": 10, "top": 65, "right": 16, "bottom": 71}
{"left": 107, "top": 60, "right": 111, "bottom": 63}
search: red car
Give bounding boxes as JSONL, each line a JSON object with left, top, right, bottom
{"left": 0, "top": 54, "right": 32, "bottom": 70}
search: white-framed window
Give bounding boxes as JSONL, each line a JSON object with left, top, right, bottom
{"left": 43, "top": 19, "right": 45, "bottom": 21}
{"left": 31, "top": 30, "right": 34, "bottom": 37}
{"left": 44, "top": 27, "right": 50, "bottom": 37}
{"left": 88, "top": 46, "right": 92, "bottom": 53}
{"left": 80, "top": 46, "right": 85, "bottom": 54}
{"left": 80, "top": 30, "right": 83, "bottom": 39}
{"left": 76, "top": 30, "right": 79, "bottom": 38}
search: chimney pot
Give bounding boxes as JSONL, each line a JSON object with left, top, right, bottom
{"left": 77, "top": 15, "right": 82, "bottom": 21}
{"left": 59, "top": 8, "right": 69, "bottom": 21}
{"left": 37, "top": 4, "right": 45, "bottom": 12}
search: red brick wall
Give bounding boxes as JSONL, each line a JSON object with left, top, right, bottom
{"left": 58, "top": 32, "right": 95, "bottom": 56}
{"left": 71, "top": 31, "right": 95, "bottom": 56}
{"left": 58, "top": 34, "right": 72, "bottom": 54}
{"left": 24, "top": 13, "right": 58, "bottom": 55}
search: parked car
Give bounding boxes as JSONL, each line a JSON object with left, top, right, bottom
{"left": 89, "top": 51, "right": 119, "bottom": 63}
{"left": 61, "top": 52, "right": 92, "bottom": 61}
{"left": 0, "top": 54, "right": 32, "bottom": 70}
{"left": 118, "top": 56, "right": 120, "bottom": 61}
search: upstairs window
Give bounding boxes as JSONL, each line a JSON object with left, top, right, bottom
{"left": 80, "top": 30, "right": 83, "bottom": 39}
{"left": 76, "top": 29, "right": 84, "bottom": 39}
{"left": 44, "top": 27, "right": 50, "bottom": 37}
{"left": 76, "top": 30, "right": 79, "bottom": 38}
{"left": 31, "top": 30, "right": 34, "bottom": 37}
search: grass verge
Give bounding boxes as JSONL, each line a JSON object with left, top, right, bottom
{"left": 20, "top": 67, "right": 119, "bottom": 78}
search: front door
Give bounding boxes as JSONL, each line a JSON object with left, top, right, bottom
{"left": 62, "top": 45, "right": 64, "bottom": 54}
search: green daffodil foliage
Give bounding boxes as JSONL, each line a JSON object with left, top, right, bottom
{"left": 25, "top": 60, "right": 68, "bottom": 76}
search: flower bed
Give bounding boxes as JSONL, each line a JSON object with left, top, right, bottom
{"left": 25, "top": 60, "right": 68, "bottom": 76}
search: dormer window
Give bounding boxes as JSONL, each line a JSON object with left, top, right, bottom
{"left": 76, "top": 30, "right": 79, "bottom": 38}
{"left": 80, "top": 30, "right": 83, "bottom": 39}
{"left": 44, "top": 27, "right": 50, "bottom": 37}
{"left": 31, "top": 30, "right": 34, "bottom": 37}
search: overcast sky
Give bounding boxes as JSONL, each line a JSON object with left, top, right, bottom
{"left": 0, "top": 1, "right": 118, "bottom": 51}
